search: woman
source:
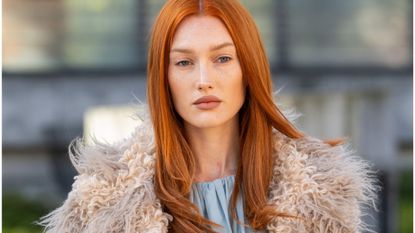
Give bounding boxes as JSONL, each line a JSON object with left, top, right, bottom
{"left": 38, "top": 0, "right": 377, "bottom": 232}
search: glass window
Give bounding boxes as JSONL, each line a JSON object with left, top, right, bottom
{"left": 3, "top": 0, "right": 142, "bottom": 73}
{"left": 3, "top": 0, "right": 64, "bottom": 72}
{"left": 3, "top": 0, "right": 411, "bottom": 74}
{"left": 287, "top": 0, "right": 410, "bottom": 68}
{"left": 240, "top": 0, "right": 277, "bottom": 65}
{"left": 62, "top": 0, "right": 142, "bottom": 69}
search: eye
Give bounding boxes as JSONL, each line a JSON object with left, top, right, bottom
{"left": 217, "top": 56, "right": 232, "bottom": 63}
{"left": 175, "top": 60, "right": 192, "bottom": 66}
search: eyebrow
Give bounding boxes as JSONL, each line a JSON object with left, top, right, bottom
{"left": 170, "top": 42, "right": 235, "bottom": 54}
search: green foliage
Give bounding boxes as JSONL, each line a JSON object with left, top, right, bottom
{"left": 398, "top": 170, "right": 413, "bottom": 233}
{"left": 3, "top": 192, "right": 50, "bottom": 233}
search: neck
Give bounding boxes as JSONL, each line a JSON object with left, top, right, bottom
{"left": 184, "top": 116, "right": 240, "bottom": 182}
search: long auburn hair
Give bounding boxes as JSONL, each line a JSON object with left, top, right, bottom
{"left": 147, "top": 0, "right": 341, "bottom": 232}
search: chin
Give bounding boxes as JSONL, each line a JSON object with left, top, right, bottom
{"left": 184, "top": 113, "right": 238, "bottom": 129}
{"left": 186, "top": 119, "right": 225, "bottom": 129}
{"left": 180, "top": 107, "right": 241, "bottom": 129}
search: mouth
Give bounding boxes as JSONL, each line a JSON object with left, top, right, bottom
{"left": 193, "top": 95, "right": 221, "bottom": 104}
{"left": 193, "top": 95, "right": 222, "bottom": 110}
{"left": 194, "top": 101, "right": 222, "bottom": 110}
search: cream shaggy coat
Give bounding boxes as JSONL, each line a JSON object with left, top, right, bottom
{"left": 38, "top": 111, "right": 377, "bottom": 233}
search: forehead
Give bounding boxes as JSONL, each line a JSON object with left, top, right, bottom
{"left": 171, "top": 15, "right": 234, "bottom": 49}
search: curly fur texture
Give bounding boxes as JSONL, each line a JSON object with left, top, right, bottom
{"left": 37, "top": 107, "right": 378, "bottom": 233}
{"left": 267, "top": 130, "right": 378, "bottom": 233}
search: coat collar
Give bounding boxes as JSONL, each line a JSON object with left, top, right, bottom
{"left": 39, "top": 107, "right": 377, "bottom": 233}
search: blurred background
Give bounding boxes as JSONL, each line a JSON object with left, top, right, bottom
{"left": 2, "top": 0, "right": 413, "bottom": 232}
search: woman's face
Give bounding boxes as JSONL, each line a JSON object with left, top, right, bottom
{"left": 168, "top": 15, "right": 245, "bottom": 129}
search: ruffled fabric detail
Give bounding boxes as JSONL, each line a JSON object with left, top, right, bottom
{"left": 190, "top": 176, "right": 265, "bottom": 233}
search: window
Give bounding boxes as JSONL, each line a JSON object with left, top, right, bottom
{"left": 3, "top": 0, "right": 411, "bottom": 74}
{"left": 287, "top": 0, "right": 410, "bottom": 68}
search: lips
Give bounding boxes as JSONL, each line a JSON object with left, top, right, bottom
{"left": 193, "top": 95, "right": 221, "bottom": 104}
{"left": 193, "top": 95, "right": 222, "bottom": 110}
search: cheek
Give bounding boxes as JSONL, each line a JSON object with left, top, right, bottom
{"left": 168, "top": 78, "right": 181, "bottom": 105}
{"left": 168, "top": 74, "right": 189, "bottom": 113}
{"left": 168, "top": 68, "right": 179, "bottom": 100}
{"left": 227, "top": 68, "right": 245, "bottom": 101}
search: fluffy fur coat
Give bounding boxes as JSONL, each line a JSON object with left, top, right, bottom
{"left": 38, "top": 109, "right": 377, "bottom": 233}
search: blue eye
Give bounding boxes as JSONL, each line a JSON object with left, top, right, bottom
{"left": 218, "top": 56, "right": 231, "bottom": 63}
{"left": 176, "top": 60, "right": 191, "bottom": 66}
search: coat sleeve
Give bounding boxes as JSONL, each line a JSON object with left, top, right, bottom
{"left": 36, "top": 137, "right": 129, "bottom": 233}
{"left": 267, "top": 136, "right": 379, "bottom": 233}
{"left": 37, "top": 130, "right": 172, "bottom": 233}
{"left": 36, "top": 108, "right": 172, "bottom": 233}
{"left": 36, "top": 173, "right": 97, "bottom": 233}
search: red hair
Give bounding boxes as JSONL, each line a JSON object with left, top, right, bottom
{"left": 147, "top": 0, "right": 341, "bottom": 232}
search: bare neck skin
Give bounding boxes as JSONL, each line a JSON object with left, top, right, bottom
{"left": 184, "top": 116, "right": 240, "bottom": 183}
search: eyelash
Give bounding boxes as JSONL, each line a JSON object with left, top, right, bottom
{"left": 218, "top": 56, "right": 231, "bottom": 63}
{"left": 176, "top": 60, "right": 191, "bottom": 66}
{"left": 175, "top": 56, "right": 232, "bottom": 66}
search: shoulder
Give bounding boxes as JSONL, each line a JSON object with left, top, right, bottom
{"left": 267, "top": 130, "right": 378, "bottom": 233}
{"left": 37, "top": 107, "right": 171, "bottom": 233}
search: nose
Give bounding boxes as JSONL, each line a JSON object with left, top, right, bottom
{"left": 197, "top": 82, "right": 213, "bottom": 91}
{"left": 196, "top": 62, "right": 213, "bottom": 91}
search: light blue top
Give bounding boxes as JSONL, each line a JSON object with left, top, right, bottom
{"left": 190, "top": 175, "right": 266, "bottom": 233}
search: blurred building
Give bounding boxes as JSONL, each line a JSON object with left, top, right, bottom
{"left": 3, "top": 0, "right": 412, "bottom": 232}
